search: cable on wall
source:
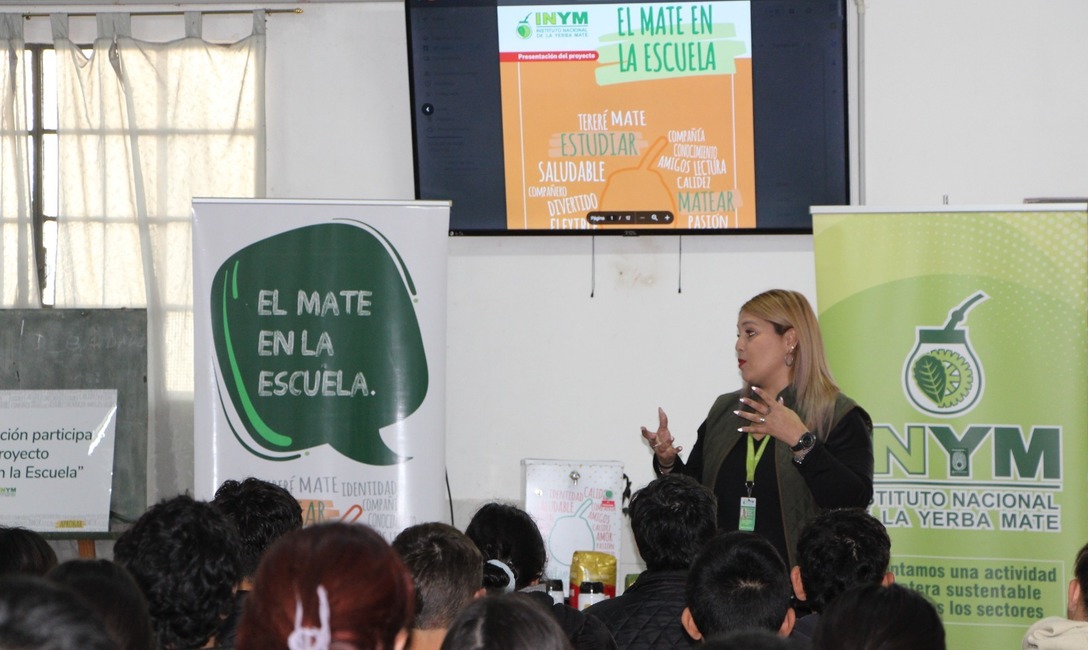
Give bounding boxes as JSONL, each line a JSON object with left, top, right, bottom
{"left": 677, "top": 235, "right": 683, "bottom": 294}
{"left": 855, "top": 0, "right": 868, "bottom": 205}
{"left": 590, "top": 235, "right": 596, "bottom": 298}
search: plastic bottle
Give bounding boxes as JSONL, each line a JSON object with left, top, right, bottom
{"left": 578, "top": 581, "right": 606, "bottom": 610}
{"left": 546, "top": 579, "right": 565, "bottom": 606}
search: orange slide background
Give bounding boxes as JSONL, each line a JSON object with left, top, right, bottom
{"left": 501, "top": 57, "right": 755, "bottom": 230}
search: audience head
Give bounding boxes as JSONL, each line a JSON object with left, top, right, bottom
{"left": 812, "top": 583, "right": 945, "bottom": 650}
{"left": 464, "top": 503, "right": 546, "bottom": 594}
{"left": 439, "top": 593, "right": 573, "bottom": 650}
{"left": 0, "top": 574, "right": 118, "bottom": 650}
{"left": 793, "top": 508, "right": 893, "bottom": 612}
{"left": 236, "top": 522, "right": 414, "bottom": 650}
{"left": 47, "top": 559, "right": 155, "bottom": 650}
{"left": 393, "top": 522, "right": 484, "bottom": 631}
{"left": 682, "top": 531, "right": 794, "bottom": 640}
{"left": 113, "top": 494, "right": 243, "bottom": 650}
{"left": 212, "top": 476, "right": 303, "bottom": 581}
{"left": 629, "top": 474, "right": 717, "bottom": 571}
{"left": 1068, "top": 540, "right": 1088, "bottom": 621}
{"left": 0, "top": 525, "right": 58, "bottom": 577}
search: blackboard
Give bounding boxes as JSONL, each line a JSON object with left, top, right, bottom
{"left": 0, "top": 309, "right": 148, "bottom": 525}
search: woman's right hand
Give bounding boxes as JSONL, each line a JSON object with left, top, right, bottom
{"left": 640, "top": 407, "right": 683, "bottom": 467}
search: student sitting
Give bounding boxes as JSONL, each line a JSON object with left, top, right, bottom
{"left": 440, "top": 593, "right": 573, "bottom": 650}
{"left": 811, "top": 583, "right": 944, "bottom": 650}
{"left": 789, "top": 508, "right": 894, "bottom": 641}
{"left": 0, "top": 525, "right": 58, "bottom": 577}
{"left": 1023, "top": 540, "right": 1088, "bottom": 649}
{"left": 113, "top": 495, "right": 243, "bottom": 650}
{"left": 212, "top": 476, "right": 304, "bottom": 648}
{"left": 235, "top": 522, "right": 415, "bottom": 650}
{"left": 681, "top": 531, "right": 796, "bottom": 642}
{"left": 0, "top": 574, "right": 118, "bottom": 650}
{"left": 585, "top": 474, "right": 716, "bottom": 649}
{"left": 48, "top": 559, "right": 156, "bottom": 650}
{"left": 465, "top": 502, "right": 617, "bottom": 650}
{"left": 393, "top": 522, "right": 485, "bottom": 650}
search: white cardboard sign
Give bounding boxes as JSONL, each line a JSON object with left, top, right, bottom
{"left": 0, "top": 390, "right": 118, "bottom": 532}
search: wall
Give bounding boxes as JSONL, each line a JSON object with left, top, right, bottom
{"left": 861, "top": 2, "right": 1088, "bottom": 204}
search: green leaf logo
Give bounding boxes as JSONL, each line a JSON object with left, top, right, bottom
{"left": 912, "top": 354, "right": 947, "bottom": 405}
{"left": 210, "top": 221, "right": 427, "bottom": 465}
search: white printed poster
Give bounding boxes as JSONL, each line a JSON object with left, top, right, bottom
{"left": 192, "top": 199, "right": 450, "bottom": 539}
{"left": 0, "top": 390, "right": 118, "bottom": 532}
{"left": 524, "top": 459, "right": 625, "bottom": 589}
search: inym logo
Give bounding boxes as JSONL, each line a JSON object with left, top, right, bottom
{"left": 903, "top": 293, "right": 988, "bottom": 417}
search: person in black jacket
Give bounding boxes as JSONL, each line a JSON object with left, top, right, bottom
{"left": 585, "top": 474, "right": 717, "bottom": 649}
{"left": 642, "top": 289, "right": 874, "bottom": 567}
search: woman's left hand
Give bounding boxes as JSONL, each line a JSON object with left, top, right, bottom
{"left": 735, "top": 386, "right": 809, "bottom": 447}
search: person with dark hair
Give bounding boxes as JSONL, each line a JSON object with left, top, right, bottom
{"left": 393, "top": 522, "right": 485, "bottom": 650}
{"left": 235, "top": 522, "right": 414, "bottom": 650}
{"left": 113, "top": 494, "right": 243, "bottom": 650}
{"left": 212, "top": 477, "right": 303, "bottom": 648}
{"left": 465, "top": 503, "right": 548, "bottom": 595}
{"left": 1022, "top": 540, "right": 1088, "bottom": 649}
{"left": 464, "top": 503, "right": 617, "bottom": 650}
{"left": 0, "top": 525, "right": 58, "bottom": 577}
{"left": 642, "top": 289, "right": 874, "bottom": 566}
{"left": 789, "top": 508, "right": 894, "bottom": 641}
{"left": 212, "top": 477, "right": 303, "bottom": 583}
{"left": 812, "top": 583, "right": 944, "bottom": 650}
{"left": 0, "top": 574, "right": 118, "bottom": 650}
{"left": 440, "top": 593, "right": 573, "bottom": 650}
{"left": 48, "top": 559, "right": 156, "bottom": 650}
{"left": 584, "top": 474, "right": 717, "bottom": 649}
{"left": 682, "top": 531, "right": 795, "bottom": 641}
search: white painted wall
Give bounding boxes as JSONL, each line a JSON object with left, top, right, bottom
{"left": 859, "top": 1, "right": 1088, "bottom": 205}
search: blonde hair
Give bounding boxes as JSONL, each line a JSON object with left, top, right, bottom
{"left": 741, "top": 289, "right": 839, "bottom": 438}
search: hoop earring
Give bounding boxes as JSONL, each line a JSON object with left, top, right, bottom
{"left": 785, "top": 347, "right": 795, "bottom": 367}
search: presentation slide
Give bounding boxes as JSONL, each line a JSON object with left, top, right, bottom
{"left": 497, "top": 2, "right": 754, "bottom": 231}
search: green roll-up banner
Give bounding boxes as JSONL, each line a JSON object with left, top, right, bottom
{"left": 813, "top": 205, "right": 1087, "bottom": 648}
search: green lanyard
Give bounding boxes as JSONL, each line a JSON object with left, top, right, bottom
{"left": 745, "top": 433, "right": 772, "bottom": 496}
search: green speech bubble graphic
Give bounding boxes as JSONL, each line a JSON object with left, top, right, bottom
{"left": 210, "top": 221, "right": 427, "bottom": 465}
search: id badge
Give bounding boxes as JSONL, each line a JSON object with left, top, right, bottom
{"left": 739, "top": 497, "right": 757, "bottom": 531}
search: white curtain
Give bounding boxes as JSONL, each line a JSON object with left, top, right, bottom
{"left": 51, "top": 12, "right": 266, "bottom": 504}
{"left": 0, "top": 15, "right": 40, "bottom": 307}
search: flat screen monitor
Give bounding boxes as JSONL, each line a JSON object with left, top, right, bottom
{"left": 406, "top": 0, "right": 848, "bottom": 235}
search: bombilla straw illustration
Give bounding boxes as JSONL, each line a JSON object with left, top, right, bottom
{"left": 942, "top": 292, "right": 988, "bottom": 331}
